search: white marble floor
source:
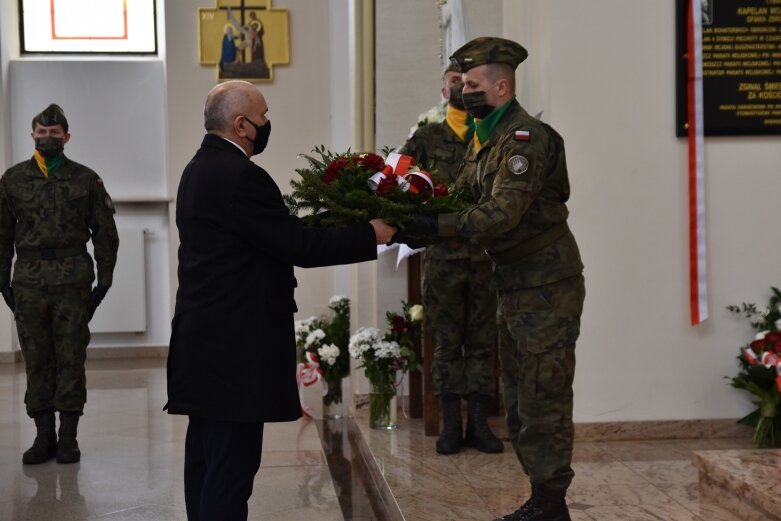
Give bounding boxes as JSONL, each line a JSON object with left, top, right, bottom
{"left": 0, "top": 358, "right": 757, "bottom": 521}
{"left": 0, "top": 359, "right": 344, "bottom": 521}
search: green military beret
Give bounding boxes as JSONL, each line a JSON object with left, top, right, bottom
{"left": 449, "top": 37, "right": 528, "bottom": 72}
{"left": 444, "top": 61, "right": 461, "bottom": 74}
{"left": 32, "top": 103, "right": 69, "bottom": 132}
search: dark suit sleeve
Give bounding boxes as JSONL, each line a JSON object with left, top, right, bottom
{"left": 233, "top": 164, "right": 378, "bottom": 268}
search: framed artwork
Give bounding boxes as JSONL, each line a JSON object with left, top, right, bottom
{"left": 19, "top": 0, "right": 157, "bottom": 54}
{"left": 198, "top": 0, "right": 290, "bottom": 82}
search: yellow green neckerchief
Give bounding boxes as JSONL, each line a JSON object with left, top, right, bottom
{"left": 33, "top": 150, "right": 64, "bottom": 177}
{"left": 473, "top": 96, "right": 516, "bottom": 153}
{"left": 445, "top": 105, "right": 475, "bottom": 141}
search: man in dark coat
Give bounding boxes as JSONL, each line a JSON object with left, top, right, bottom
{"left": 165, "top": 80, "right": 396, "bottom": 521}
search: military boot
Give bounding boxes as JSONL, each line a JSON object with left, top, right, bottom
{"left": 56, "top": 412, "right": 81, "bottom": 464}
{"left": 463, "top": 394, "right": 503, "bottom": 453}
{"left": 435, "top": 393, "right": 463, "bottom": 454}
{"left": 491, "top": 484, "right": 542, "bottom": 521}
{"left": 494, "top": 485, "right": 570, "bottom": 521}
{"left": 22, "top": 410, "right": 57, "bottom": 465}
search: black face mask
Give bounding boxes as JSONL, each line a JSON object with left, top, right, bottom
{"left": 462, "top": 91, "right": 495, "bottom": 120}
{"left": 35, "top": 137, "right": 64, "bottom": 158}
{"left": 244, "top": 117, "right": 271, "bottom": 156}
{"left": 448, "top": 83, "right": 466, "bottom": 111}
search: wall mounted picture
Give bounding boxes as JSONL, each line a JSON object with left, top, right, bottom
{"left": 199, "top": 0, "right": 290, "bottom": 82}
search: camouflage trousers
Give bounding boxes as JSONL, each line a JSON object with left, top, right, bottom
{"left": 423, "top": 257, "right": 497, "bottom": 397}
{"left": 15, "top": 283, "right": 92, "bottom": 417}
{"left": 497, "top": 274, "right": 585, "bottom": 492}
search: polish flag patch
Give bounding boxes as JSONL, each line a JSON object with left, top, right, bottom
{"left": 514, "top": 130, "right": 531, "bottom": 141}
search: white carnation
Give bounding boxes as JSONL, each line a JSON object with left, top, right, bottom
{"left": 329, "top": 295, "right": 349, "bottom": 307}
{"left": 318, "top": 343, "right": 340, "bottom": 366}
{"left": 373, "top": 340, "right": 400, "bottom": 359}
{"left": 349, "top": 327, "right": 382, "bottom": 359}
{"left": 305, "top": 329, "right": 326, "bottom": 348}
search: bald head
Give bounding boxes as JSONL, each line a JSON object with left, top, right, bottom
{"left": 204, "top": 81, "right": 264, "bottom": 132}
{"left": 203, "top": 80, "right": 269, "bottom": 156}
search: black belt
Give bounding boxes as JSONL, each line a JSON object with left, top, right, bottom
{"left": 486, "top": 223, "right": 570, "bottom": 266}
{"left": 16, "top": 246, "right": 86, "bottom": 261}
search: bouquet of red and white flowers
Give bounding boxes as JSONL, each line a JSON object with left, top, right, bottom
{"left": 284, "top": 146, "right": 470, "bottom": 228}
{"left": 294, "top": 296, "right": 352, "bottom": 415}
{"left": 727, "top": 287, "right": 781, "bottom": 448}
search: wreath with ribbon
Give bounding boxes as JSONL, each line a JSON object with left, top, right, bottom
{"left": 284, "top": 146, "right": 471, "bottom": 228}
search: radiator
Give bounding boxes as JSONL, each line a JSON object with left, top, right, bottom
{"left": 88, "top": 228, "right": 147, "bottom": 334}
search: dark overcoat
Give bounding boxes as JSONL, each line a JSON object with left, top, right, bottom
{"left": 165, "top": 134, "right": 376, "bottom": 423}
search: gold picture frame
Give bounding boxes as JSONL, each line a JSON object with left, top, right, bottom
{"left": 198, "top": 0, "right": 290, "bottom": 82}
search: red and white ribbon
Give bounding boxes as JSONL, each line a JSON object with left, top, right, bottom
{"left": 402, "top": 169, "right": 434, "bottom": 198}
{"left": 368, "top": 153, "right": 418, "bottom": 192}
{"left": 296, "top": 351, "right": 324, "bottom": 419}
{"left": 687, "top": 0, "right": 707, "bottom": 325}
{"left": 384, "top": 152, "right": 415, "bottom": 174}
{"left": 743, "top": 346, "right": 759, "bottom": 365}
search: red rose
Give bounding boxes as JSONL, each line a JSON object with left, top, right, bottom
{"left": 376, "top": 174, "right": 399, "bottom": 196}
{"left": 358, "top": 153, "right": 385, "bottom": 172}
{"left": 750, "top": 338, "right": 767, "bottom": 352}
{"left": 766, "top": 331, "right": 781, "bottom": 353}
{"left": 324, "top": 156, "right": 349, "bottom": 184}
{"left": 391, "top": 315, "right": 407, "bottom": 333}
{"left": 433, "top": 183, "right": 449, "bottom": 197}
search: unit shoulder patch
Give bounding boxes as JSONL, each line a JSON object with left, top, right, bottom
{"left": 508, "top": 155, "right": 529, "bottom": 175}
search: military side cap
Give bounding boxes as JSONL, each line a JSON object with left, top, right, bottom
{"left": 449, "top": 37, "right": 528, "bottom": 72}
{"left": 444, "top": 61, "right": 461, "bottom": 74}
{"left": 32, "top": 103, "right": 68, "bottom": 132}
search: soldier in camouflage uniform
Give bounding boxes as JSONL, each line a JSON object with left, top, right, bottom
{"left": 0, "top": 104, "right": 119, "bottom": 465}
{"left": 399, "top": 65, "right": 502, "bottom": 455}
{"left": 395, "top": 38, "right": 585, "bottom": 521}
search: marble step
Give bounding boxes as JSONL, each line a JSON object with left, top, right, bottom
{"left": 692, "top": 449, "right": 781, "bottom": 521}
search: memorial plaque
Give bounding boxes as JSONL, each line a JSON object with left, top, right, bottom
{"left": 677, "top": 0, "right": 781, "bottom": 136}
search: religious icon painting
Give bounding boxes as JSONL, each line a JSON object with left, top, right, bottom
{"left": 198, "top": 0, "right": 290, "bottom": 82}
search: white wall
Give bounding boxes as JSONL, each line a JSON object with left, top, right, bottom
{"left": 503, "top": 0, "right": 781, "bottom": 422}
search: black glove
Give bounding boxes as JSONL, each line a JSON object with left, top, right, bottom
{"left": 88, "top": 284, "right": 110, "bottom": 321}
{"left": 388, "top": 214, "right": 439, "bottom": 247}
{"left": 1, "top": 283, "right": 15, "bottom": 312}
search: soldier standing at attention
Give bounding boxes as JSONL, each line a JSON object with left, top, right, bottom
{"left": 394, "top": 37, "right": 585, "bottom": 521}
{"left": 0, "top": 104, "right": 119, "bottom": 465}
{"left": 399, "top": 64, "right": 502, "bottom": 455}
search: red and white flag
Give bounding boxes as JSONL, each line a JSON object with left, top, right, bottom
{"left": 514, "top": 130, "right": 530, "bottom": 141}
{"left": 687, "top": 0, "right": 707, "bottom": 325}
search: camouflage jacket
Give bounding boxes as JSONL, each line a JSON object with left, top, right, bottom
{"left": 0, "top": 156, "right": 119, "bottom": 288}
{"left": 438, "top": 100, "right": 583, "bottom": 289}
{"left": 400, "top": 120, "right": 487, "bottom": 262}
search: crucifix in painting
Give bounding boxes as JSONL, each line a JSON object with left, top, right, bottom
{"left": 198, "top": 0, "right": 290, "bottom": 82}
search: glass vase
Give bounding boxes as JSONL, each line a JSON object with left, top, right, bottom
{"left": 322, "top": 377, "right": 344, "bottom": 420}
{"left": 369, "top": 383, "right": 397, "bottom": 430}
